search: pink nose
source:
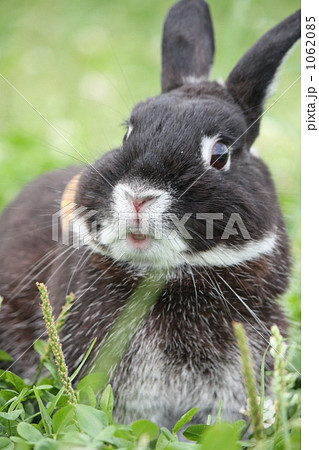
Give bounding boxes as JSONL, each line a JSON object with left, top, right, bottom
{"left": 130, "top": 196, "right": 156, "bottom": 212}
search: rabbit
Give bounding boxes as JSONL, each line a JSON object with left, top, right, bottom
{"left": 0, "top": 0, "right": 300, "bottom": 429}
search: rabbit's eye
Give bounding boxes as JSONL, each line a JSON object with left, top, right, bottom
{"left": 210, "top": 142, "right": 229, "bottom": 170}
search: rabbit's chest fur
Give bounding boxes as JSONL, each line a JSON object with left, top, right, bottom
{"left": 111, "top": 324, "right": 245, "bottom": 427}
{"left": 55, "top": 254, "right": 286, "bottom": 427}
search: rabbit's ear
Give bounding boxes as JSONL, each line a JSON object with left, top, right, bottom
{"left": 226, "top": 10, "right": 300, "bottom": 145}
{"left": 161, "top": 0, "right": 215, "bottom": 93}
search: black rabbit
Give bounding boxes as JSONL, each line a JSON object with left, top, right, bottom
{"left": 0, "top": 0, "right": 300, "bottom": 428}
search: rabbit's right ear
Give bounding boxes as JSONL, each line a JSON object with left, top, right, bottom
{"left": 161, "top": 0, "right": 215, "bottom": 93}
{"left": 226, "top": 10, "right": 301, "bottom": 146}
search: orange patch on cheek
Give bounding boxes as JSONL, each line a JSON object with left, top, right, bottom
{"left": 60, "top": 172, "right": 82, "bottom": 237}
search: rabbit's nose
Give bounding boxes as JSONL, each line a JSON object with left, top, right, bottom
{"left": 129, "top": 195, "right": 157, "bottom": 212}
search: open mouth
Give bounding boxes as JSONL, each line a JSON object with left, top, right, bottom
{"left": 127, "top": 232, "right": 152, "bottom": 250}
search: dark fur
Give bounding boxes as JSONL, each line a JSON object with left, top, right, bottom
{"left": 0, "top": 0, "right": 300, "bottom": 428}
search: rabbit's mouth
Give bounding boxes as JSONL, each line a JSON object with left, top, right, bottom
{"left": 92, "top": 218, "right": 188, "bottom": 268}
{"left": 127, "top": 232, "right": 153, "bottom": 250}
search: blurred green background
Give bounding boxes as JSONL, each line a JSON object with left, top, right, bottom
{"left": 0, "top": 0, "right": 300, "bottom": 330}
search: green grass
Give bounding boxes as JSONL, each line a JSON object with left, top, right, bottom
{"left": 0, "top": 287, "right": 301, "bottom": 449}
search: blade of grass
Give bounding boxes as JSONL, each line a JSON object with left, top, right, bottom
{"left": 70, "top": 338, "right": 97, "bottom": 382}
{"left": 233, "top": 322, "right": 263, "bottom": 442}
{"left": 270, "top": 326, "right": 291, "bottom": 450}
{"left": 89, "top": 271, "right": 166, "bottom": 378}
{"left": 37, "top": 282, "right": 76, "bottom": 405}
{"left": 216, "top": 400, "right": 223, "bottom": 425}
{"left": 260, "top": 345, "right": 270, "bottom": 420}
{"left": 33, "top": 386, "right": 52, "bottom": 435}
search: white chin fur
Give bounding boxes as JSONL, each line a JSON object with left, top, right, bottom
{"left": 108, "top": 236, "right": 188, "bottom": 269}
{"left": 85, "top": 226, "right": 277, "bottom": 270}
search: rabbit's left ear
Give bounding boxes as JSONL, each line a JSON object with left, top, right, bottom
{"left": 226, "top": 10, "right": 300, "bottom": 146}
{"left": 161, "top": 0, "right": 215, "bottom": 93}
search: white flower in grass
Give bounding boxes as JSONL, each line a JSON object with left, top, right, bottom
{"left": 239, "top": 396, "right": 276, "bottom": 429}
{"left": 262, "top": 397, "right": 276, "bottom": 428}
